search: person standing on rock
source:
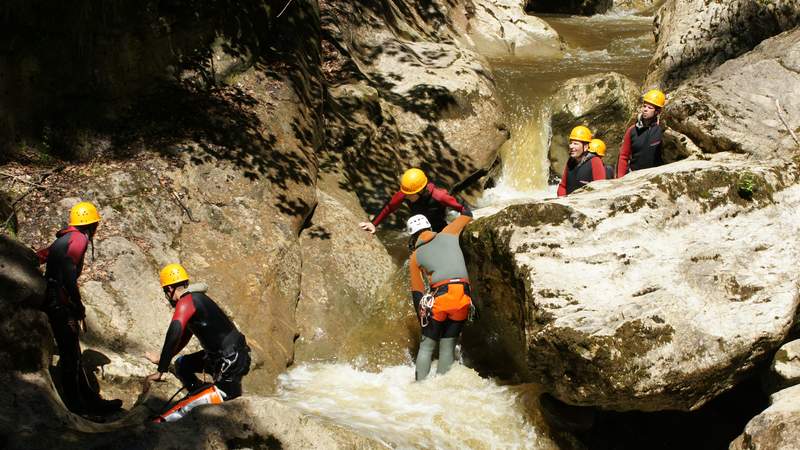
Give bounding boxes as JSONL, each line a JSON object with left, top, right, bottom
{"left": 407, "top": 209, "right": 473, "bottom": 381}
{"left": 588, "top": 138, "right": 614, "bottom": 179}
{"left": 36, "top": 201, "right": 123, "bottom": 416}
{"left": 616, "top": 89, "right": 666, "bottom": 178}
{"left": 557, "top": 126, "right": 607, "bottom": 197}
{"left": 358, "top": 168, "right": 471, "bottom": 234}
{"left": 143, "top": 264, "right": 251, "bottom": 402}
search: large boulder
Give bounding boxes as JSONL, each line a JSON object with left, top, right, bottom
{"left": 646, "top": 0, "right": 800, "bottom": 90}
{"left": 0, "top": 235, "right": 48, "bottom": 372}
{"left": 664, "top": 28, "right": 800, "bottom": 159}
{"left": 762, "top": 339, "right": 800, "bottom": 395}
{"left": 451, "top": 0, "right": 564, "bottom": 60}
{"left": 730, "top": 384, "right": 800, "bottom": 450}
{"left": 526, "top": 0, "right": 613, "bottom": 15}
{"left": 613, "top": 0, "right": 665, "bottom": 14}
{"left": 295, "top": 177, "right": 398, "bottom": 362}
{"left": 462, "top": 154, "right": 800, "bottom": 411}
{"left": 12, "top": 60, "right": 321, "bottom": 398}
{"left": 321, "top": 0, "right": 507, "bottom": 221}
{"left": 548, "top": 72, "right": 641, "bottom": 175}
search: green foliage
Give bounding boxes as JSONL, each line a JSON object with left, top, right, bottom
{"left": 737, "top": 172, "right": 758, "bottom": 200}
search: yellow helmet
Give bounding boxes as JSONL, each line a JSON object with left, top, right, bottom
{"left": 588, "top": 139, "right": 607, "bottom": 157}
{"left": 569, "top": 126, "right": 593, "bottom": 143}
{"left": 400, "top": 168, "right": 428, "bottom": 195}
{"left": 69, "top": 201, "right": 101, "bottom": 226}
{"left": 642, "top": 89, "right": 666, "bottom": 108}
{"left": 159, "top": 263, "right": 189, "bottom": 287}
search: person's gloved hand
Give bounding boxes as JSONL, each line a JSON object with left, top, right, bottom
{"left": 358, "top": 222, "right": 376, "bottom": 234}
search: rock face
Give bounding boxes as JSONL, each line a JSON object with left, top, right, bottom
{"left": 295, "top": 178, "right": 396, "bottom": 361}
{"left": 763, "top": 340, "right": 800, "bottom": 394}
{"left": 526, "top": 0, "right": 613, "bottom": 15}
{"left": 613, "top": 0, "right": 664, "bottom": 14}
{"left": 452, "top": 0, "right": 564, "bottom": 60}
{"left": 730, "top": 384, "right": 800, "bottom": 450}
{"left": 321, "top": 0, "right": 507, "bottom": 220}
{"left": 664, "top": 28, "right": 800, "bottom": 159}
{"left": 462, "top": 155, "right": 800, "bottom": 411}
{"left": 646, "top": 0, "right": 800, "bottom": 90}
{"left": 547, "top": 72, "right": 641, "bottom": 176}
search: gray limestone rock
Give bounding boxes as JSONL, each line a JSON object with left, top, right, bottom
{"left": 664, "top": 28, "right": 800, "bottom": 159}
{"left": 462, "top": 154, "right": 800, "bottom": 411}
{"left": 730, "top": 384, "right": 800, "bottom": 450}
{"left": 646, "top": 0, "right": 800, "bottom": 90}
{"left": 548, "top": 72, "right": 641, "bottom": 176}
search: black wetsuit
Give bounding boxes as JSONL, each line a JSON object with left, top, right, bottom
{"left": 158, "top": 288, "right": 251, "bottom": 398}
{"left": 617, "top": 119, "right": 664, "bottom": 177}
{"left": 37, "top": 226, "right": 112, "bottom": 412}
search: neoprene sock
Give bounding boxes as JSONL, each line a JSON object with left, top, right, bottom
{"left": 415, "top": 336, "right": 437, "bottom": 381}
{"left": 437, "top": 337, "right": 457, "bottom": 374}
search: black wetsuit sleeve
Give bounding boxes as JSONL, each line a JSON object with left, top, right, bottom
{"left": 412, "top": 291, "right": 424, "bottom": 312}
{"left": 157, "top": 321, "right": 184, "bottom": 373}
{"left": 61, "top": 257, "right": 84, "bottom": 318}
{"left": 157, "top": 295, "right": 196, "bottom": 373}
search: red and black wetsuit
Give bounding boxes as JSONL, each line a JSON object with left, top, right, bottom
{"left": 37, "top": 226, "right": 109, "bottom": 412}
{"left": 38, "top": 226, "right": 88, "bottom": 316}
{"left": 158, "top": 287, "right": 250, "bottom": 399}
{"left": 616, "top": 119, "right": 664, "bottom": 178}
{"left": 557, "top": 153, "right": 606, "bottom": 197}
{"left": 371, "top": 183, "right": 470, "bottom": 232}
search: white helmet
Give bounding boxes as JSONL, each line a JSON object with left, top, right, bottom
{"left": 406, "top": 214, "right": 432, "bottom": 235}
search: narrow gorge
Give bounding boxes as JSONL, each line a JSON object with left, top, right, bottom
{"left": 1, "top": 0, "right": 799, "bottom": 449}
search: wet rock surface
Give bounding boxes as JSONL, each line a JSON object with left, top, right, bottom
{"left": 646, "top": 0, "right": 800, "bottom": 90}
{"left": 526, "top": 0, "right": 613, "bottom": 16}
{"left": 321, "top": 0, "right": 508, "bottom": 222}
{"left": 453, "top": 0, "right": 564, "bottom": 60}
{"left": 463, "top": 155, "right": 800, "bottom": 411}
{"left": 730, "top": 384, "right": 800, "bottom": 450}
{"left": 665, "top": 28, "right": 800, "bottom": 159}
{"left": 547, "top": 72, "right": 640, "bottom": 175}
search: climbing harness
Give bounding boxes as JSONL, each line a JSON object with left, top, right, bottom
{"left": 419, "top": 293, "right": 435, "bottom": 327}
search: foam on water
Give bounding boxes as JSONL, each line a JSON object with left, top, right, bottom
{"left": 277, "top": 363, "right": 554, "bottom": 450}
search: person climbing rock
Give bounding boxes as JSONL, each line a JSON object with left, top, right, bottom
{"left": 588, "top": 138, "right": 614, "bottom": 179}
{"left": 616, "top": 89, "right": 666, "bottom": 178}
{"left": 407, "top": 209, "right": 473, "bottom": 381}
{"left": 359, "top": 168, "right": 470, "bottom": 234}
{"left": 143, "top": 264, "right": 251, "bottom": 403}
{"left": 557, "top": 126, "right": 607, "bottom": 197}
{"left": 36, "top": 201, "right": 122, "bottom": 416}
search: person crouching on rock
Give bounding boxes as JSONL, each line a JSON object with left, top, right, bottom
{"left": 557, "top": 126, "right": 607, "bottom": 197}
{"left": 408, "top": 210, "right": 473, "bottom": 381}
{"left": 588, "top": 138, "right": 614, "bottom": 179}
{"left": 143, "top": 264, "right": 251, "bottom": 402}
{"left": 616, "top": 89, "right": 666, "bottom": 178}
{"left": 36, "top": 201, "right": 123, "bottom": 416}
{"left": 359, "top": 168, "right": 471, "bottom": 234}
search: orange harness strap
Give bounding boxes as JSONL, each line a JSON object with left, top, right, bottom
{"left": 430, "top": 278, "right": 469, "bottom": 289}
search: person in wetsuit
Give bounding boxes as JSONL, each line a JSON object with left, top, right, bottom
{"left": 36, "top": 201, "right": 122, "bottom": 415}
{"left": 143, "top": 264, "right": 250, "bottom": 399}
{"left": 588, "top": 138, "right": 615, "bottom": 180}
{"left": 617, "top": 89, "right": 666, "bottom": 178}
{"left": 557, "top": 126, "right": 607, "bottom": 197}
{"left": 358, "top": 168, "right": 470, "bottom": 234}
{"left": 407, "top": 210, "right": 473, "bottom": 381}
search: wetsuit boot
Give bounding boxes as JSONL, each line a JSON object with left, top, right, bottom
{"left": 436, "top": 337, "right": 457, "bottom": 375}
{"left": 78, "top": 365, "right": 122, "bottom": 415}
{"left": 415, "top": 336, "right": 437, "bottom": 381}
